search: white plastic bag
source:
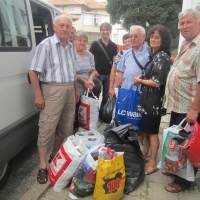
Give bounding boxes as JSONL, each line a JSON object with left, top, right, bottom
{"left": 48, "top": 135, "right": 88, "bottom": 192}
{"left": 68, "top": 145, "right": 102, "bottom": 199}
{"left": 75, "top": 131, "right": 104, "bottom": 149}
{"left": 78, "top": 89, "right": 99, "bottom": 131}
{"left": 161, "top": 119, "right": 195, "bottom": 181}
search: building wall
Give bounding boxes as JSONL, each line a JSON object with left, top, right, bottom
{"left": 50, "top": 3, "right": 128, "bottom": 45}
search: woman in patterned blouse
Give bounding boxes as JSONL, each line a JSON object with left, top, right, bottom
{"left": 134, "top": 24, "right": 171, "bottom": 175}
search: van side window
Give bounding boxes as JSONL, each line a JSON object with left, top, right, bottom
{"left": 30, "top": 1, "right": 53, "bottom": 46}
{"left": 0, "top": 0, "right": 31, "bottom": 49}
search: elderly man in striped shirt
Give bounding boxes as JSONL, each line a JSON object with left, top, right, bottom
{"left": 29, "top": 15, "right": 79, "bottom": 184}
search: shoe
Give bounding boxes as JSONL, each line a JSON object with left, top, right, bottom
{"left": 37, "top": 168, "right": 48, "bottom": 184}
{"left": 145, "top": 161, "right": 157, "bottom": 175}
{"left": 164, "top": 181, "right": 186, "bottom": 193}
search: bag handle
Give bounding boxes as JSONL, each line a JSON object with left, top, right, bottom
{"left": 184, "top": 122, "right": 194, "bottom": 132}
{"left": 130, "top": 86, "right": 140, "bottom": 106}
{"left": 84, "top": 88, "right": 98, "bottom": 100}
{"left": 129, "top": 85, "right": 139, "bottom": 91}
{"left": 174, "top": 118, "right": 188, "bottom": 131}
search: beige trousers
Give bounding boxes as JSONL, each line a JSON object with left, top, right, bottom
{"left": 37, "top": 82, "right": 75, "bottom": 147}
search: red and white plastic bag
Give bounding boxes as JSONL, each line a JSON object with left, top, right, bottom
{"left": 48, "top": 135, "right": 88, "bottom": 192}
{"left": 78, "top": 89, "right": 99, "bottom": 131}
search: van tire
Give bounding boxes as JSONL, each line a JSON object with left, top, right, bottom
{"left": 0, "top": 162, "right": 12, "bottom": 189}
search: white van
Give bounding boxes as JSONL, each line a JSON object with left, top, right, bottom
{"left": 0, "top": 0, "right": 62, "bottom": 188}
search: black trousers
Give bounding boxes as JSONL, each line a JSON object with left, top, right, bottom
{"left": 98, "top": 74, "right": 110, "bottom": 109}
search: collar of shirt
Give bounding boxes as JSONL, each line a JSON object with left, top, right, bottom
{"left": 180, "top": 32, "right": 200, "bottom": 49}
{"left": 53, "top": 34, "right": 73, "bottom": 49}
{"left": 132, "top": 43, "right": 150, "bottom": 54}
{"left": 99, "top": 38, "right": 112, "bottom": 45}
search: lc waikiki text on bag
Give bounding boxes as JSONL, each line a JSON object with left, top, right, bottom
{"left": 161, "top": 119, "right": 195, "bottom": 181}
{"left": 78, "top": 89, "right": 99, "bottom": 131}
{"left": 115, "top": 86, "right": 142, "bottom": 129}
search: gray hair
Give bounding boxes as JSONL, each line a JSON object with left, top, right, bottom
{"left": 178, "top": 9, "right": 200, "bottom": 23}
{"left": 130, "top": 25, "right": 146, "bottom": 35}
{"left": 100, "top": 22, "right": 112, "bottom": 31}
{"left": 53, "top": 15, "right": 73, "bottom": 24}
{"left": 73, "top": 30, "right": 88, "bottom": 42}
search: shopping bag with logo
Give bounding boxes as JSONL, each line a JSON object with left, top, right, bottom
{"left": 93, "top": 147, "right": 126, "bottom": 200}
{"left": 78, "top": 89, "right": 99, "bottom": 131}
{"left": 75, "top": 130, "right": 104, "bottom": 149}
{"left": 115, "top": 86, "right": 142, "bottom": 129}
{"left": 48, "top": 135, "right": 88, "bottom": 192}
{"left": 161, "top": 119, "right": 195, "bottom": 181}
{"left": 179, "top": 122, "right": 200, "bottom": 169}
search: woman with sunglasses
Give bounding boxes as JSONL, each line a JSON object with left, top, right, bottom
{"left": 134, "top": 24, "right": 171, "bottom": 175}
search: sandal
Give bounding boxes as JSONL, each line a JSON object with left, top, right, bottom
{"left": 145, "top": 161, "right": 157, "bottom": 175}
{"left": 48, "top": 154, "right": 55, "bottom": 164}
{"left": 37, "top": 168, "right": 48, "bottom": 184}
{"left": 164, "top": 181, "right": 185, "bottom": 193}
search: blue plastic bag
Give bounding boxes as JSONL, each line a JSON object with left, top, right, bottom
{"left": 115, "top": 87, "right": 142, "bottom": 129}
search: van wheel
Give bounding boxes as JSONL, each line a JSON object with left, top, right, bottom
{"left": 0, "top": 162, "right": 12, "bottom": 189}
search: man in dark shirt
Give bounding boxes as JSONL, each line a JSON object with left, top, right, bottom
{"left": 90, "top": 22, "right": 117, "bottom": 119}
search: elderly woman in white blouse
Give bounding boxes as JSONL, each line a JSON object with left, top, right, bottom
{"left": 73, "top": 30, "right": 101, "bottom": 133}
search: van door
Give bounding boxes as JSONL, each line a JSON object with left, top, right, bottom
{"left": 0, "top": 0, "right": 61, "bottom": 189}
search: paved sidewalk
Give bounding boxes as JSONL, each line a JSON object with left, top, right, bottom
{"left": 20, "top": 117, "right": 200, "bottom": 200}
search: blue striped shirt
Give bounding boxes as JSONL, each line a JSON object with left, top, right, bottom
{"left": 30, "top": 34, "right": 77, "bottom": 83}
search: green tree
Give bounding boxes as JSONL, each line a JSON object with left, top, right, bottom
{"left": 107, "top": 0, "right": 182, "bottom": 49}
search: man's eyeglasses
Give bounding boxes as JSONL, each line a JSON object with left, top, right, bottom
{"left": 150, "top": 34, "right": 161, "bottom": 40}
{"left": 130, "top": 34, "right": 143, "bottom": 39}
